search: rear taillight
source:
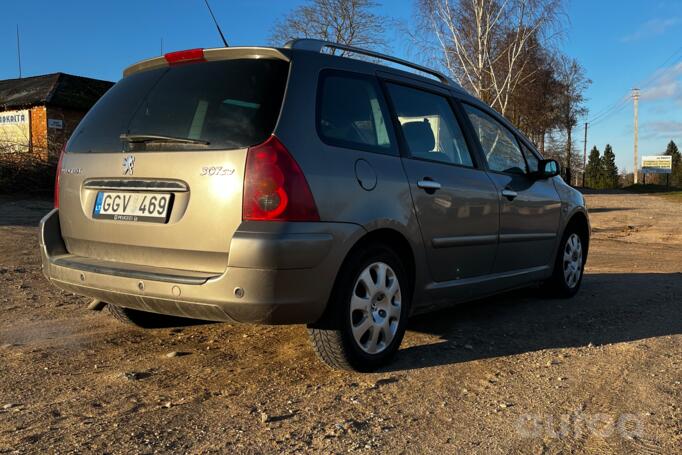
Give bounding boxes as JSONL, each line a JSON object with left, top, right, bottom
{"left": 243, "top": 136, "right": 319, "bottom": 221}
{"left": 54, "top": 146, "right": 65, "bottom": 208}
{"left": 164, "top": 48, "right": 205, "bottom": 66}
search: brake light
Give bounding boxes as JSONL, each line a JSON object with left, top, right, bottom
{"left": 54, "top": 146, "right": 65, "bottom": 208}
{"left": 243, "top": 136, "right": 319, "bottom": 221}
{"left": 164, "top": 48, "right": 206, "bottom": 66}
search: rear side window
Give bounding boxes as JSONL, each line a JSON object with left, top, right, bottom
{"left": 317, "top": 72, "right": 394, "bottom": 154}
{"left": 386, "top": 83, "right": 473, "bottom": 167}
{"left": 464, "top": 105, "right": 527, "bottom": 174}
{"left": 68, "top": 59, "right": 289, "bottom": 153}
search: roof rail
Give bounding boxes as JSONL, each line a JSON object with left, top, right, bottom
{"left": 283, "top": 39, "right": 461, "bottom": 89}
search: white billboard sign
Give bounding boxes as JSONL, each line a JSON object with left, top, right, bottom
{"left": 641, "top": 155, "right": 672, "bottom": 174}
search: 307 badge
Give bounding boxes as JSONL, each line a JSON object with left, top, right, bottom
{"left": 200, "top": 166, "right": 235, "bottom": 176}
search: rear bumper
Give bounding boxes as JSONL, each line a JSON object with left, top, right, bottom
{"left": 40, "top": 209, "right": 363, "bottom": 324}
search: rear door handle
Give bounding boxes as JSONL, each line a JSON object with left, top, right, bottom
{"left": 501, "top": 189, "right": 518, "bottom": 200}
{"left": 417, "top": 180, "right": 442, "bottom": 191}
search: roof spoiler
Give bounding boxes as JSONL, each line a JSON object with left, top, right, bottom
{"left": 122, "top": 47, "right": 290, "bottom": 78}
{"left": 284, "top": 38, "right": 462, "bottom": 89}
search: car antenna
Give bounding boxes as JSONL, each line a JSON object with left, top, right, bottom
{"left": 203, "top": 0, "right": 229, "bottom": 47}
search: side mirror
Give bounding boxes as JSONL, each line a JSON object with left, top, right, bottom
{"left": 534, "top": 159, "right": 560, "bottom": 179}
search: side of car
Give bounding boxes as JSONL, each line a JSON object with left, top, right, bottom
{"left": 275, "top": 50, "right": 589, "bottom": 369}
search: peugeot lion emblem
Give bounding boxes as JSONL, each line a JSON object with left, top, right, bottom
{"left": 122, "top": 155, "right": 135, "bottom": 175}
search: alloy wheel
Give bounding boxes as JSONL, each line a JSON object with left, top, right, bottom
{"left": 563, "top": 233, "right": 583, "bottom": 289}
{"left": 349, "top": 262, "right": 402, "bottom": 355}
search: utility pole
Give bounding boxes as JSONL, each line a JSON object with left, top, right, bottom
{"left": 16, "top": 25, "right": 22, "bottom": 78}
{"left": 582, "top": 122, "right": 588, "bottom": 187}
{"left": 632, "top": 88, "right": 640, "bottom": 184}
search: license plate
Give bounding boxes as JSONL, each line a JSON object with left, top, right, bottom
{"left": 93, "top": 192, "right": 172, "bottom": 223}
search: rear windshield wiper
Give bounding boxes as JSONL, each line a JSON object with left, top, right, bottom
{"left": 120, "top": 133, "right": 210, "bottom": 145}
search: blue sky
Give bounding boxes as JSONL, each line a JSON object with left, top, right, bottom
{"left": 2, "top": 0, "right": 682, "bottom": 172}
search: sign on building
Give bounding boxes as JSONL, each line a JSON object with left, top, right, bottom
{"left": 641, "top": 155, "right": 673, "bottom": 174}
{"left": 0, "top": 109, "right": 30, "bottom": 152}
{"left": 48, "top": 118, "right": 63, "bottom": 129}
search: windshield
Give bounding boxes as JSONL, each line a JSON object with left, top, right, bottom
{"left": 67, "top": 58, "right": 289, "bottom": 153}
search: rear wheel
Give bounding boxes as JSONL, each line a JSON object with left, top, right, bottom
{"left": 307, "top": 245, "right": 410, "bottom": 371}
{"left": 545, "top": 228, "right": 586, "bottom": 298}
{"left": 107, "top": 304, "right": 203, "bottom": 329}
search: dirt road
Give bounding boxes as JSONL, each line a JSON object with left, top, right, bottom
{"left": 1, "top": 192, "right": 680, "bottom": 454}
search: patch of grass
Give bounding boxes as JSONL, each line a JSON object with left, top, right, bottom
{"left": 623, "top": 183, "right": 680, "bottom": 193}
{"left": 622, "top": 184, "right": 682, "bottom": 202}
{"left": 661, "top": 192, "right": 682, "bottom": 203}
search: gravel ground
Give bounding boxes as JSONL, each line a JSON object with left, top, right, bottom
{"left": 0, "top": 192, "right": 680, "bottom": 454}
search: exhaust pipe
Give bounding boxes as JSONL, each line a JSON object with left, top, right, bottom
{"left": 86, "top": 299, "right": 107, "bottom": 311}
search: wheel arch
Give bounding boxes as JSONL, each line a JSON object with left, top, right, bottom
{"left": 320, "top": 227, "right": 417, "bottom": 323}
{"left": 563, "top": 209, "right": 591, "bottom": 258}
{"left": 345, "top": 228, "right": 416, "bottom": 296}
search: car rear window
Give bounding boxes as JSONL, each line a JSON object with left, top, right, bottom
{"left": 67, "top": 58, "right": 289, "bottom": 153}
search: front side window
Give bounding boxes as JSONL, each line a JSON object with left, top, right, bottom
{"left": 317, "top": 73, "right": 393, "bottom": 153}
{"left": 464, "top": 105, "right": 527, "bottom": 174}
{"left": 386, "top": 83, "right": 474, "bottom": 167}
{"left": 521, "top": 142, "right": 540, "bottom": 173}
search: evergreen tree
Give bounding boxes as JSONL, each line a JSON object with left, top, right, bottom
{"left": 602, "top": 144, "right": 619, "bottom": 188}
{"left": 664, "top": 140, "right": 681, "bottom": 187}
{"left": 585, "top": 146, "right": 603, "bottom": 188}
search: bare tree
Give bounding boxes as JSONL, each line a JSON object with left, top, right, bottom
{"left": 417, "top": 0, "right": 563, "bottom": 115}
{"left": 506, "top": 39, "right": 562, "bottom": 152}
{"left": 269, "top": 0, "right": 389, "bottom": 53}
{"left": 543, "top": 128, "right": 584, "bottom": 183}
{"left": 554, "top": 56, "right": 589, "bottom": 185}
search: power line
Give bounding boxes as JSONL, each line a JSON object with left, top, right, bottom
{"left": 588, "top": 94, "right": 628, "bottom": 123}
{"left": 635, "top": 43, "right": 682, "bottom": 90}
{"left": 587, "top": 55, "right": 682, "bottom": 128}
{"left": 589, "top": 97, "right": 630, "bottom": 127}
{"left": 586, "top": 43, "right": 682, "bottom": 126}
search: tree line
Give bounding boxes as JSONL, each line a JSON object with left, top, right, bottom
{"left": 583, "top": 140, "right": 681, "bottom": 189}
{"left": 585, "top": 144, "right": 619, "bottom": 189}
{"left": 271, "top": 0, "right": 590, "bottom": 185}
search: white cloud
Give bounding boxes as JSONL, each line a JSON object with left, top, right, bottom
{"left": 641, "top": 61, "right": 682, "bottom": 102}
{"left": 644, "top": 120, "right": 682, "bottom": 134}
{"left": 640, "top": 120, "right": 682, "bottom": 141}
{"left": 642, "top": 80, "right": 680, "bottom": 100}
{"left": 621, "top": 17, "right": 681, "bottom": 42}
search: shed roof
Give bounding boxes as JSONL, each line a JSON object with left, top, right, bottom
{"left": 0, "top": 73, "right": 113, "bottom": 111}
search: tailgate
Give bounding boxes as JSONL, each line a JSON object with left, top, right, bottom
{"left": 58, "top": 150, "right": 246, "bottom": 273}
{"left": 56, "top": 53, "right": 289, "bottom": 273}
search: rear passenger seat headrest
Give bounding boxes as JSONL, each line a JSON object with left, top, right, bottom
{"left": 402, "top": 120, "right": 435, "bottom": 155}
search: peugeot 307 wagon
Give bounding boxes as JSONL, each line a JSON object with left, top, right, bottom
{"left": 40, "top": 39, "right": 590, "bottom": 371}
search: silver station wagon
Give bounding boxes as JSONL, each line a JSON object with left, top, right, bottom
{"left": 40, "top": 39, "right": 590, "bottom": 371}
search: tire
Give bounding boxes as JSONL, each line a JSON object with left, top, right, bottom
{"left": 307, "top": 244, "right": 410, "bottom": 372}
{"left": 107, "top": 304, "right": 204, "bottom": 329}
{"left": 545, "top": 226, "right": 586, "bottom": 298}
